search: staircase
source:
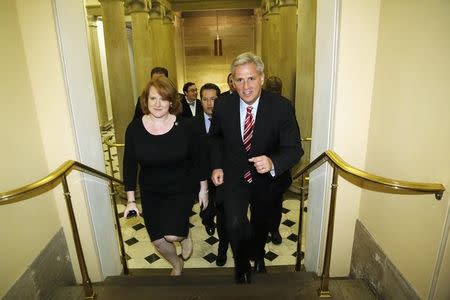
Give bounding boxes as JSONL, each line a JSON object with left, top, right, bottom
{"left": 50, "top": 267, "right": 376, "bottom": 300}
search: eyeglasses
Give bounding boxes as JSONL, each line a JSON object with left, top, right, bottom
{"left": 188, "top": 88, "right": 198, "bottom": 92}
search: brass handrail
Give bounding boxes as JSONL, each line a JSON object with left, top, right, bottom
{"left": 103, "top": 135, "right": 125, "bottom": 148}
{"left": 103, "top": 135, "right": 124, "bottom": 179}
{"left": 292, "top": 150, "right": 445, "bottom": 298}
{"left": 0, "top": 160, "right": 129, "bottom": 299}
{"left": 0, "top": 160, "right": 121, "bottom": 203}
{"left": 294, "top": 151, "right": 445, "bottom": 197}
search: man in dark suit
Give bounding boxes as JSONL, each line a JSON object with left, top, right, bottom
{"left": 195, "top": 83, "right": 230, "bottom": 267}
{"left": 209, "top": 52, "right": 303, "bottom": 284}
{"left": 219, "top": 73, "right": 236, "bottom": 97}
{"left": 180, "top": 82, "right": 203, "bottom": 118}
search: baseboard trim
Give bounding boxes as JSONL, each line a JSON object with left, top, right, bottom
{"left": 350, "top": 219, "right": 420, "bottom": 300}
{"left": 3, "top": 228, "right": 75, "bottom": 300}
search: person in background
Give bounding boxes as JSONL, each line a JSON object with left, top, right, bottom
{"left": 123, "top": 76, "right": 208, "bottom": 276}
{"left": 263, "top": 75, "right": 288, "bottom": 245}
{"left": 133, "top": 67, "right": 169, "bottom": 120}
{"left": 195, "top": 83, "right": 230, "bottom": 267}
{"left": 209, "top": 52, "right": 303, "bottom": 284}
{"left": 264, "top": 76, "right": 282, "bottom": 95}
{"left": 180, "top": 82, "right": 203, "bottom": 118}
{"left": 220, "top": 73, "right": 236, "bottom": 97}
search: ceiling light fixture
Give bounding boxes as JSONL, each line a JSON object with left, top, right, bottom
{"left": 214, "top": 11, "right": 223, "bottom": 56}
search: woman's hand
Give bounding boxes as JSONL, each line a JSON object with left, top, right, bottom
{"left": 124, "top": 201, "right": 140, "bottom": 218}
{"left": 199, "top": 190, "right": 209, "bottom": 211}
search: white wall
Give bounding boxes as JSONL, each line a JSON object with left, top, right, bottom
{"left": 329, "top": 0, "right": 381, "bottom": 276}
{"left": 360, "top": 1, "right": 450, "bottom": 298}
{"left": 307, "top": 0, "right": 381, "bottom": 276}
{"left": 53, "top": 0, "right": 122, "bottom": 278}
{"left": 3, "top": 0, "right": 122, "bottom": 285}
{"left": 0, "top": 2, "right": 60, "bottom": 296}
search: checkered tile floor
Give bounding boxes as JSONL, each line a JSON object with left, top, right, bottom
{"left": 102, "top": 126, "right": 306, "bottom": 270}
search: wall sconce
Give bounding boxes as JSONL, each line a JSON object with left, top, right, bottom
{"left": 214, "top": 11, "right": 223, "bottom": 56}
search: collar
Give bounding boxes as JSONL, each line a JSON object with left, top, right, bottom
{"left": 239, "top": 96, "right": 260, "bottom": 112}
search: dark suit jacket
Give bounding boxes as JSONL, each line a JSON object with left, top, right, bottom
{"left": 133, "top": 97, "right": 144, "bottom": 120}
{"left": 193, "top": 114, "right": 217, "bottom": 218}
{"left": 180, "top": 97, "right": 203, "bottom": 118}
{"left": 219, "top": 90, "right": 233, "bottom": 98}
{"left": 209, "top": 90, "right": 303, "bottom": 196}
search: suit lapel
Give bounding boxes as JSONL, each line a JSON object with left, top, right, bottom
{"left": 251, "top": 91, "right": 269, "bottom": 155}
{"left": 182, "top": 99, "right": 192, "bottom": 117}
{"left": 196, "top": 100, "right": 203, "bottom": 117}
{"left": 228, "top": 95, "right": 245, "bottom": 151}
{"left": 199, "top": 113, "right": 207, "bottom": 134}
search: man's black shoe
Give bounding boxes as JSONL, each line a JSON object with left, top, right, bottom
{"left": 204, "top": 223, "right": 215, "bottom": 236}
{"left": 271, "top": 230, "right": 282, "bottom": 245}
{"left": 253, "top": 259, "right": 266, "bottom": 273}
{"left": 235, "top": 270, "right": 251, "bottom": 284}
{"left": 216, "top": 252, "right": 227, "bottom": 266}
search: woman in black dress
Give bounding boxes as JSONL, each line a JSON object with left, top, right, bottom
{"left": 123, "top": 76, "right": 208, "bottom": 275}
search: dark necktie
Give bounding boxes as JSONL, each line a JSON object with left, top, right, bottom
{"left": 243, "top": 106, "right": 254, "bottom": 183}
{"left": 207, "top": 117, "right": 212, "bottom": 133}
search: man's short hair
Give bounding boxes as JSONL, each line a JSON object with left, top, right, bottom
{"left": 231, "top": 52, "right": 264, "bottom": 75}
{"left": 183, "top": 82, "right": 196, "bottom": 94}
{"left": 265, "top": 76, "right": 282, "bottom": 95}
{"left": 200, "top": 83, "right": 221, "bottom": 98}
{"left": 150, "top": 67, "right": 168, "bottom": 78}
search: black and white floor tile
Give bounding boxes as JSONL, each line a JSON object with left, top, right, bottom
{"left": 102, "top": 127, "right": 306, "bottom": 270}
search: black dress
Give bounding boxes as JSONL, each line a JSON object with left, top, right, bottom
{"left": 123, "top": 116, "right": 207, "bottom": 241}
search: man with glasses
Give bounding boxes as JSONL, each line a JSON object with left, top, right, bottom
{"left": 181, "top": 82, "right": 203, "bottom": 118}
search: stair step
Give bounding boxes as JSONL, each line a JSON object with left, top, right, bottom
{"left": 104, "top": 270, "right": 314, "bottom": 287}
{"left": 50, "top": 270, "right": 376, "bottom": 300}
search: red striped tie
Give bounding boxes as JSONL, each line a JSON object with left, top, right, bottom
{"left": 243, "top": 106, "right": 254, "bottom": 183}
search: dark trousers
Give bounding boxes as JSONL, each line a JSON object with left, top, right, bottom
{"left": 270, "top": 193, "right": 283, "bottom": 233}
{"left": 200, "top": 187, "right": 229, "bottom": 254}
{"left": 222, "top": 178, "right": 274, "bottom": 273}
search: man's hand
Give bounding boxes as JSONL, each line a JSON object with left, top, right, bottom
{"left": 248, "top": 155, "right": 273, "bottom": 174}
{"left": 211, "top": 168, "right": 224, "bottom": 186}
{"left": 198, "top": 190, "right": 209, "bottom": 211}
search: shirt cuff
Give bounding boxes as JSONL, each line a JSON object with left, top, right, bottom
{"left": 270, "top": 166, "right": 276, "bottom": 177}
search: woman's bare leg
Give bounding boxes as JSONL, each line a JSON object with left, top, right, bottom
{"left": 152, "top": 237, "right": 183, "bottom": 276}
{"left": 165, "top": 233, "right": 192, "bottom": 261}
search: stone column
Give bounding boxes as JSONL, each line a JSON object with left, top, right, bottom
{"left": 86, "top": 15, "right": 109, "bottom": 128}
{"left": 162, "top": 11, "right": 177, "bottom": 86}
{"left": 267, "top": 4, "right": 281, "bottom": 78}
{"left": 260, "top": 10, "right": 270, "bottom": 71}
{"left": 126, "top": 0, "right": 152, "bottom": 94}
{"left": 254, "top": 8, "right": 263, "bottom": 57}
{"left": 279, "top": 0, "right": 297, "bottom": 102}
{"left": 148, "top": 1, "right": 177, "bottom": 86}
{"left": 148, "top": 1, "right": 165, "bottom": 71}
{"left": 99, "top": 0, "right": 135, "bottom": 170}
{"left": 295, "top": 0, "right": 316, "bottom": 170}
{"left": 174, "top": 13, "right": 186, "bottom": 90}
